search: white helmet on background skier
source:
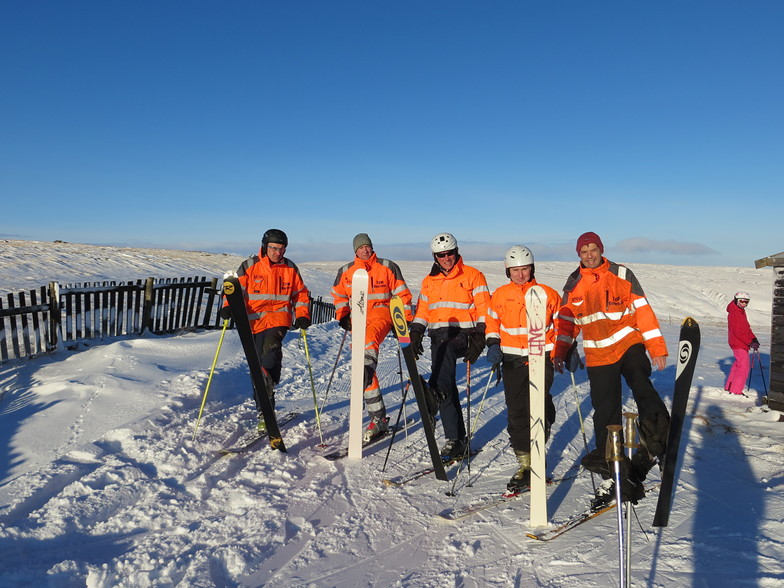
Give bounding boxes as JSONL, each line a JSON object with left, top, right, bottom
{"left": 504, "top": 245, "right": 535, "bottom": 279}
{"left": 734, "top": 291, "right": 750, "bottom": 301}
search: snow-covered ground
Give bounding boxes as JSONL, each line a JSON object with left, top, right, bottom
{"left": 0, "top": 239, "right": 781, "bottom": 587}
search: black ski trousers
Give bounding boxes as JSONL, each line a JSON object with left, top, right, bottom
{"left": 502, "top": 354, "right": 556, "bottom": 453}
{"left": 429, "top": 329, "right": 468, "bottom": 442}
{"left": 586, "top": 343, "right": 668, "bottom": 453}
{"left": 253, "top": 325, "right": 288, "bottom": 388}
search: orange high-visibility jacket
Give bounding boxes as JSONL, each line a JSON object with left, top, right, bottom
{"left": 486, "top": 279, "right": 561, "bottom": 357}
{"left": 331, "top": 253, "right": 413, "bottom": 323}
{"left": 413, "top": 258, "right": 490, "bottom": 333}
{"left": 228, "top": 250, "right": 310, "bottom": 334}
{"left": 554, "top": 258, "right": 667, "bottom": 367}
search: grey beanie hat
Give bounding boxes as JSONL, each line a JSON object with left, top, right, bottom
{"left": 353, "top": 233, "right": 373, "bottom": 252}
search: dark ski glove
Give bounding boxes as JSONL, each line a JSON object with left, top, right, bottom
{"left": 750, "top": 337, "right": 760, "bottom": 351}
{"left": 294, "top": 317, "right": 311, "bottom": 330}
{"left": 464, "top": 331, "right": 486, "bottom": 364}
{"left": 410, "top": 326, "right": 425, "bottom": 359}
{"left": 339, "top": 315, "right": 352, "bottom": 331}
{"left": 218, "top": 305, "right": 232, "bottom": 320}
{"left": 565, "top": 341, "right": 583, "bottom": 372}
{"left": 485, "top": 342, "right": 503, "bottom": 368}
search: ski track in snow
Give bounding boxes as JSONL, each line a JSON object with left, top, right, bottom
{"left": 0, "top": 240, "right": 782, "bottom": 586}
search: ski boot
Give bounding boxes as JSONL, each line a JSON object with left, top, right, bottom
{"left": 440, "top": 438, "right": 468, "bottom": 461}
{"left": 591, "top": 478, "right": 615, "bottom": 511}
{"left": 363, "top": 415, "right": 389, "bottom": 443}
{"left": 506, "top": 450, "right": 532, "bottom": 493}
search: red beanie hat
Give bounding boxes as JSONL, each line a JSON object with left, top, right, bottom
{"left": 576, "top": 232, "right": 604, "bottom": 254}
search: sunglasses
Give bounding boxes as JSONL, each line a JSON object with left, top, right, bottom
{"left": 738, "top": 299, "right": 750, "bottom": 304}
{"left": 435, "top": 249, "right": 456, "bottom": 259}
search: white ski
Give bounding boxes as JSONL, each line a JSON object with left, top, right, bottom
{"left": 525, "top": 285, "right": 548, "bottom": 527}
{"left": 348, "top": 268, "right": 369, "bottom": 460}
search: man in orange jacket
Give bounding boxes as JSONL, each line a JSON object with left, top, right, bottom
{"left": 410, "top": 232, "right": 490, "bottom": 460}
{"left": 553, "top": 231, "right": 669, "bottom": 504}
{"left": 220, "top": 229, "right": 311, "bottom": 422}
{"left": 485, "top": 245, "right": 561, "bottom": 492}
{"left": 332, "top": 233, "right": 414, "bottom": 442}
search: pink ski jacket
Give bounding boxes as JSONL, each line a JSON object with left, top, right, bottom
{"left": 727, "top": 301, "right": 756, "bottom": 350}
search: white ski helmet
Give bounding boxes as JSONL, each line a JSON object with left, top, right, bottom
{"left": 504, "top": 245, "right": 534, "bottom": 269}
{"left": 734, "top": 291, "right": 750, "bottom": 301}
{"left": 431, "top": 232, "right": 458, "bottom": 253}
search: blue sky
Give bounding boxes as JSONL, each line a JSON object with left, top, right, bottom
{"left": 2, "top": 1, "right": 781, "bottom": 267}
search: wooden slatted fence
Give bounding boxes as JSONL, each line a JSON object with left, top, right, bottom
{"left": 0, "top": 278, "right": 336, "bottom": 362}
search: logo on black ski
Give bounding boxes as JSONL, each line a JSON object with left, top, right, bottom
{"left": 391, "top": 305, "right": 409, "bottom": 343}
{"left": 677, "top": 340, "right": 693, "bottom": 375}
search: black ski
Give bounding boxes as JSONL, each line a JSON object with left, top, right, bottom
{"left": 389, "top": 296, "right": 448, "bottom": 481}
{"left": 223, "top": 275, "right": 286, "bottom": 453}
{"left": 383, "top": 449, "right": 482, "bottom": 487}
{"left": 437, "top": 471, "right": 580, "bottom": 521}
{"left": 219, "top": 412, "right": 300, "bottom": 456}
{"left": 653, "top": 316, "right": 700, "bottom": 527}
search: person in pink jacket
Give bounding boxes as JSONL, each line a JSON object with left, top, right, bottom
{"left": 725, "top": 291, "right": 760, "bottom": 395}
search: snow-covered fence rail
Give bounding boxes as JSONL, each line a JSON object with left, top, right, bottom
{"left": 0, "top": 279, "right": 337, "bottom": 362}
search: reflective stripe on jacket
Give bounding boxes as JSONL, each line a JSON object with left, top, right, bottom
{"left": 485, "top": 279, "right": 560, "bottom": 357}
{"left": 413, "top": 257, "right": 490, "bottom": 333}
{"left": 331, "top": 253, "right": 413, "bottom": 323}
{"left": 228, "top": 250, "right": 310, "bottom": 334}
{"left": 554, "top": 258, "right": 667, "bottom": 367}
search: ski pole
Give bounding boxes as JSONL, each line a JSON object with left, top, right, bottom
{"left": 465, "top": 362, "right": 472, "bottom": 485}
{"left": 397, "top": 343, "right": 409, "bottom": 440}
{"left": 319, "top": 328, "right": 348, "bottom": 415}
{"left": 623, "top": 413, "right": 639, "bottom": 588}
{"left": 382, "top": 380, "right": 411, "bottom": 472}
{"left": 572, "top": 370, "right": 596, "bottom": 493}
{"left": 566, "top": 342, "right": 595, "bottom": 491}
{"left": 607, "top": 424, "right": 626, "bottom": 588}
{"left": 755, "top": 350, "right": 768, "bottom": 394}
{"left": 192, "top": 319, "right": 229, "bottom": 441}
{"left": 301, "top": 329, "right": 324, "bottom": 445}
{"left": 448, "top": 366, "right": 496, "bottom": 495}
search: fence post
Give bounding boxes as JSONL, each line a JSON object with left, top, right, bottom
{"left": 141, "top": 277, "right": 155, "bottom": 334}
{"left": 48, "top": 281, "right": 63, "bottom": 351}
{"left": 203, "top": 277, "right": 219, "bottom": 328}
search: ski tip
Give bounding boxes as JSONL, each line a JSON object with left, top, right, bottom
{"left": 682, "top": 316, "right": 698, "bottom": 327}
{"left": 382, "top": 479, "right": 400, "bottom": 487}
